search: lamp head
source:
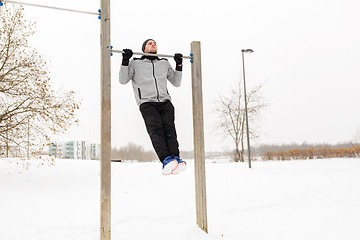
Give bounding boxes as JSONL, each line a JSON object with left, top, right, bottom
{"left": 242, "top": 49, "right": 254, "bottom": 53}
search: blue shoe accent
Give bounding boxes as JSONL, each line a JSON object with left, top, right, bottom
{"left": 173, "top": 156, "right": 184, "bottom": 164}
{"left": 162, "top": 156, "right": 174, "bottom": 168}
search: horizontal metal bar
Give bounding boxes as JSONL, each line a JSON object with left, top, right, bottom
{"left": 2, "top": 0, "right": 100, "bottom": 16}
{"left": 111, "top": 49, "right": 193, "bottom": 59}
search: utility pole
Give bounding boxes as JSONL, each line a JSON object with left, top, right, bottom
{"left": 191, "top": 41, "right": 208, "bottom": 232}
{"left": 100, "top": 0, "right": 111, "bottom": 240}
{"left": 241, "top": 49, "right": 254, "bottom": 169}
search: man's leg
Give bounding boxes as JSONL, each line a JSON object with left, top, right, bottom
{"left": 160, "top": 101, "right": 187, "bottom": 174}
{"left": 160, "top": 101, "right": 180, "bottom": 157}
{"left": 140, "top": 102, "right": 170, "bottom": 162}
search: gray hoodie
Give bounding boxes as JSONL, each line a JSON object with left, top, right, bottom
{"left": 119, "top": 57, "right": 182, "bottom": 106}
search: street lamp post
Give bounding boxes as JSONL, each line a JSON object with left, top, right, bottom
{"left": 241, "top": 49, "right": 254, "bottom": 168}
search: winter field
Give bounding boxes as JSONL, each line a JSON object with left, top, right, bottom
{"left": 1, "top": 157, "right": 360, "bottom": 240}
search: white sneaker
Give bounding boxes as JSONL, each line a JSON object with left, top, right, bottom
{"left": 171, "top": 157, "right": 187, "bottom": 175}
{"left": 162, "top": 157, "right": 178, "bottom": 175}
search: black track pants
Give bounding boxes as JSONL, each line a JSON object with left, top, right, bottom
{"left": 139, "top": 100, "right": 180, "bottom": 162}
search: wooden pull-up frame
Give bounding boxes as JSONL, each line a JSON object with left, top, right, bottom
{"left": 1, "top": 0, "right": 208, "bottom": 239}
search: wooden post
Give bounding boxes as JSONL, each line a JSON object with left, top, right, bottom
{"left": 191, "top": 41, "right": 208, "bottom": 233}
{"left": 100, "top": 0, "right": 111, "bottom": 240}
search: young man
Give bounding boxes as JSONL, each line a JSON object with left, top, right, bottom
{"left": 119, "top": 39, "right": 187, "bottom": 175}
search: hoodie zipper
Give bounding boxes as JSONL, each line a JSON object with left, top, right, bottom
{"left": 151, "top": 60, "right": 160, "bottom": 102}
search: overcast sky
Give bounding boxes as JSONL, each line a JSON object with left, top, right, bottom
{"left": 5, "top": 0, "right": 360, "bottom": 151}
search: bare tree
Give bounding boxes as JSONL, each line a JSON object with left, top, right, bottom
{"left": 0, "top": 5, "right": 80, "bottom": 157}
{"left": 352, "top": 128, "right": 360, "bottom": 145}
{"left": 214, "top": 81, "right": 267, "bottom": 162}
{"left": 112, "top": 142, "right": 157, "bottom": 162}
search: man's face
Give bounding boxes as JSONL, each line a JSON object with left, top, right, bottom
{"left": 144, "top": 40, "right": 157, "bottom": 54}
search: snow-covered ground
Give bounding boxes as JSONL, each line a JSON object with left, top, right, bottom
{"left": 1, "top": 157, "right": 360, "bottom": 240}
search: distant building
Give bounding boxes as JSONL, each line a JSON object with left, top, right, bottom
{"left": 49, "top": 143, "right": 57, "bottom": 157}
{"left": 90, "top": 143, "right": 101, "bottom": 160}
{"left": 49, "top": 141, "right": 100, "bottom": 160}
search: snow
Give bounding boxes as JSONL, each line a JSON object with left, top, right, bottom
{"left": 1, "top": 157, "right": 360, "bottom": 240}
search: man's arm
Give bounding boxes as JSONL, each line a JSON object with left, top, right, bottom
{"left": 167, "top": 53, "right": 183, "bottom": 87}
{"left": 119, "top": 49, "right": 134, "bottom": 84}
{"left": 167, "top": 66, "right": 182, "bottom": 87}
{"left": 119, "top": 65, "right": 134, "bottom": 84}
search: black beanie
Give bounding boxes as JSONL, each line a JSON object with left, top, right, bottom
{"left": 142, "top": 39, "right": 156, "bottom": 52}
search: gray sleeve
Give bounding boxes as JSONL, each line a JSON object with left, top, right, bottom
{"left": 119, "top": 61, "right": 135, "bottom": 84}
{"left": 167, "top": 62, "right": 182, "bottom": 87}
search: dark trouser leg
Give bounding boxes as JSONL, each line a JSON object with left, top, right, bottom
{"left": 140, "top": 102, "right": 169, "bottom": 162}
{"left": 160, "top": 101, "right": 180, "bottom": 158}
